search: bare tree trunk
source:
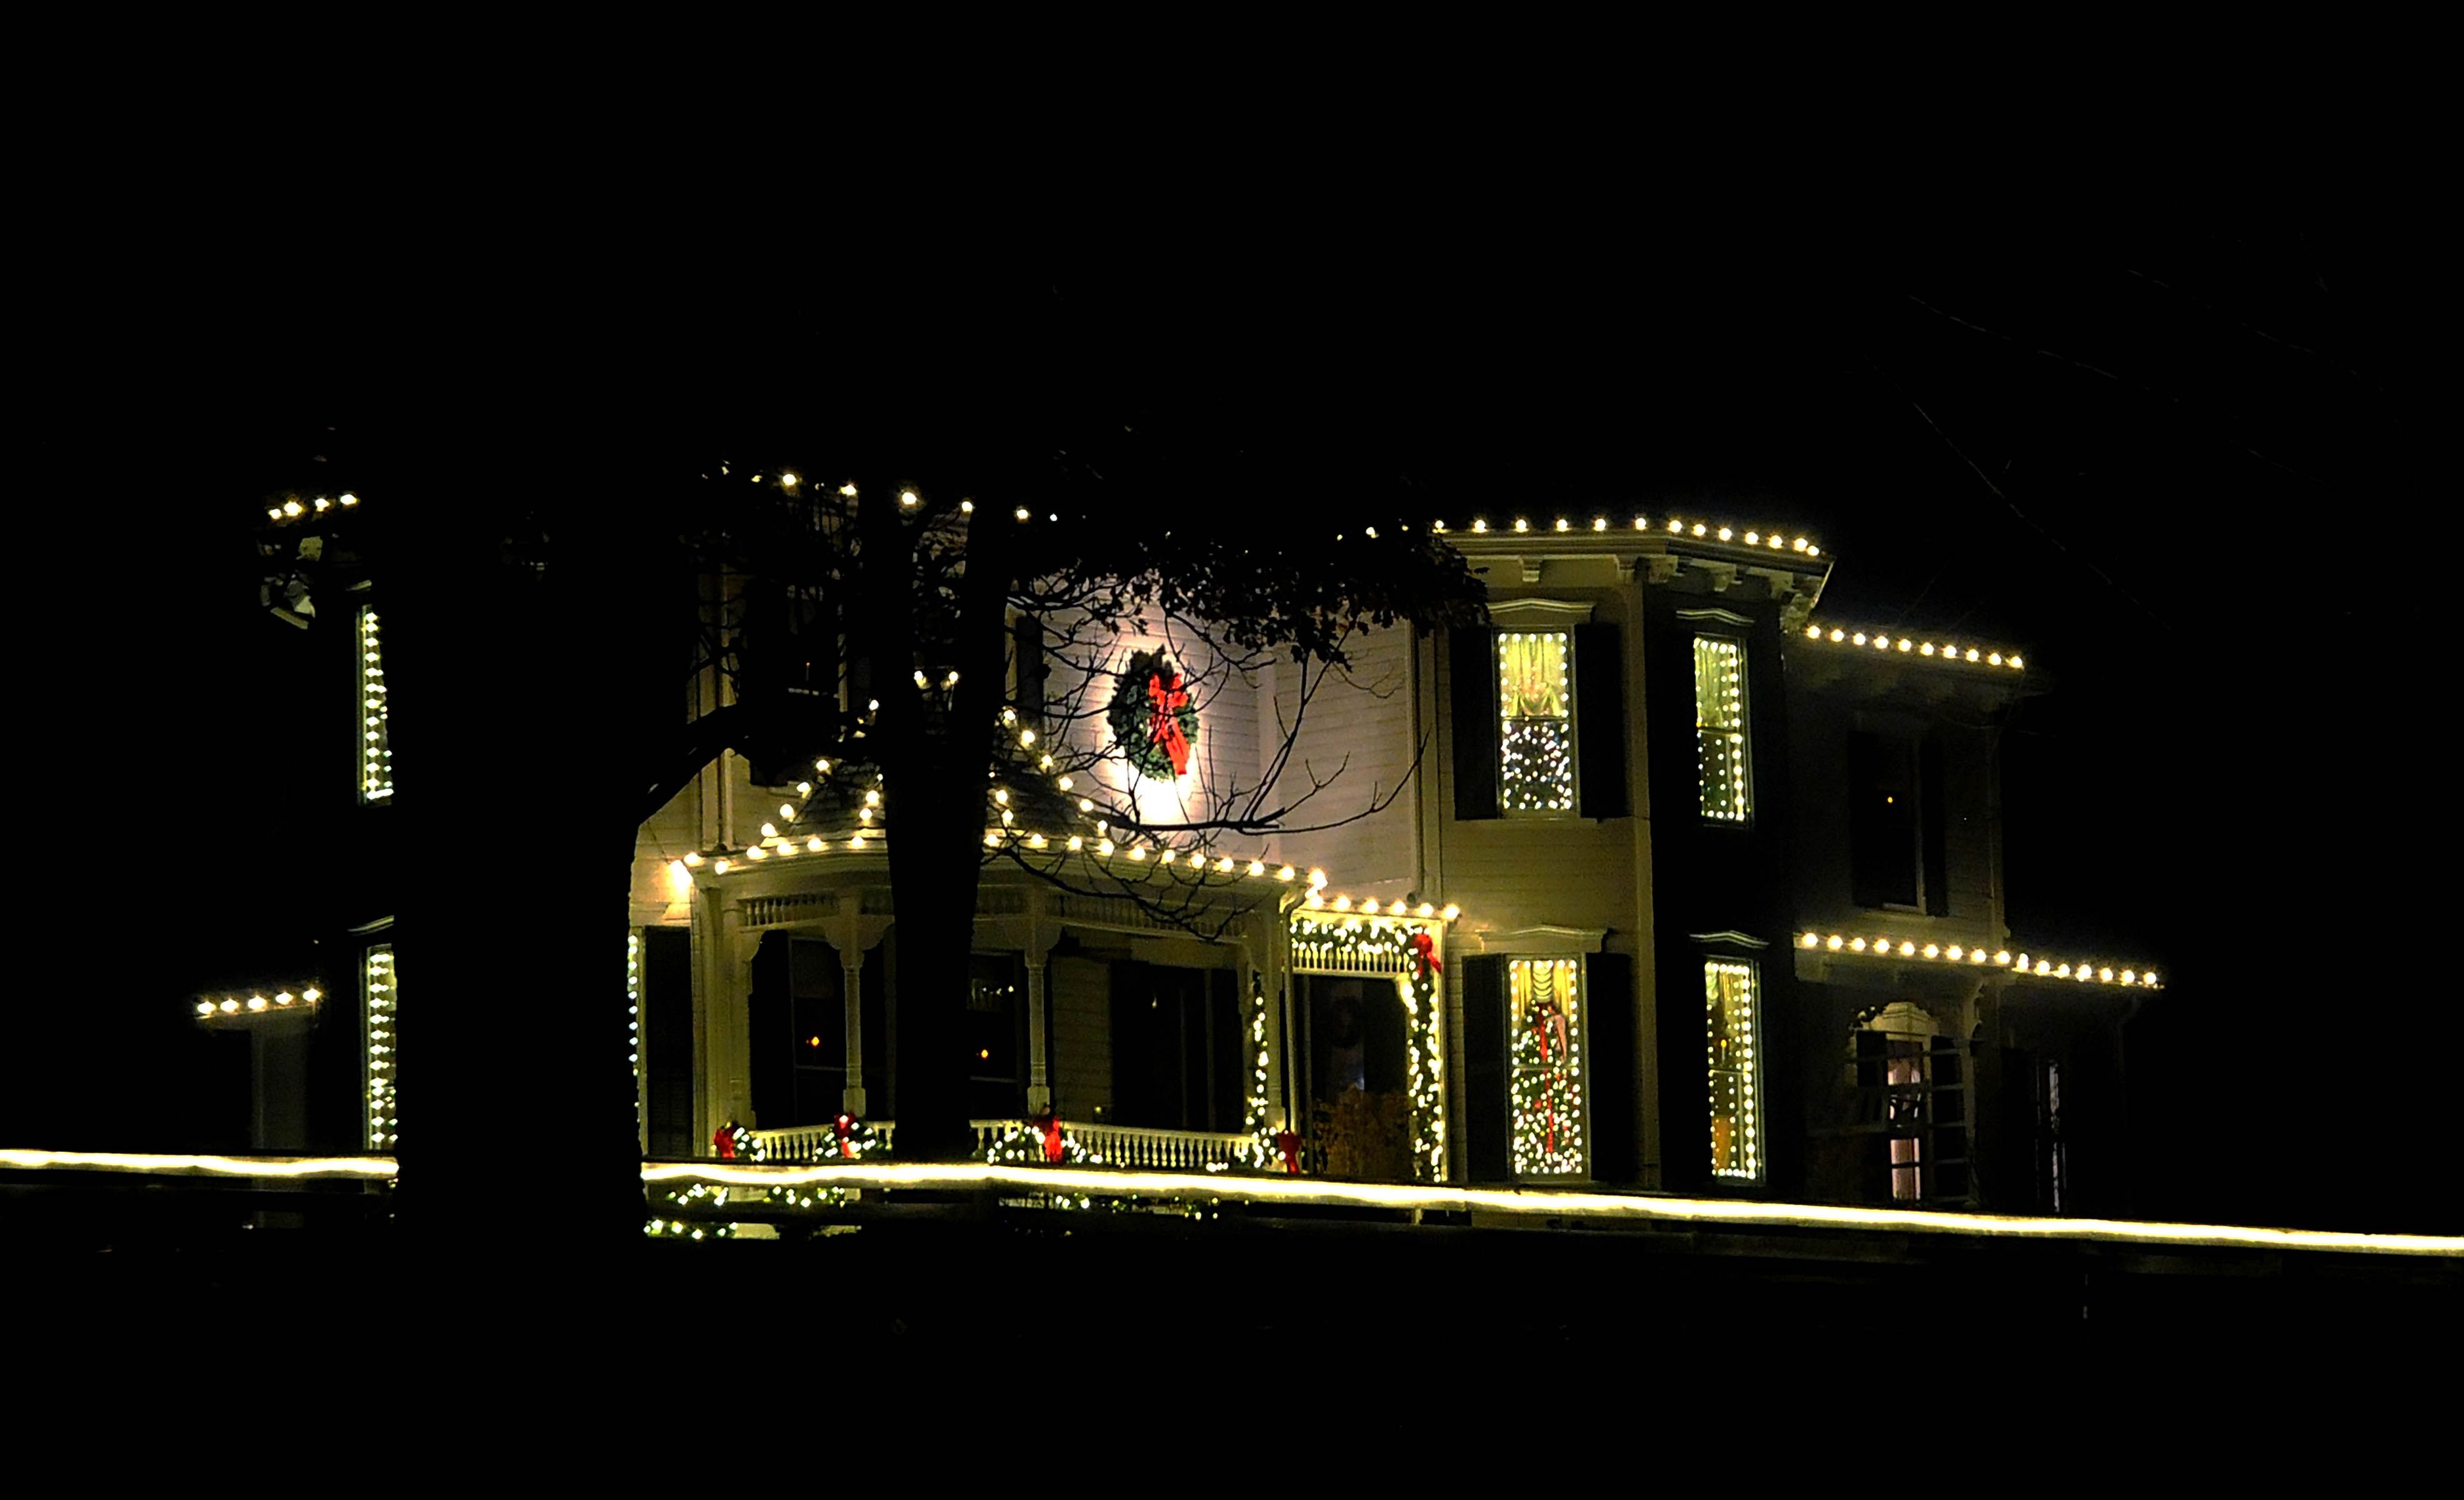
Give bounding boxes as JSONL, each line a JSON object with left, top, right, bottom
{"left": 381, "top": 456, "right": 668, "bottom": 1267}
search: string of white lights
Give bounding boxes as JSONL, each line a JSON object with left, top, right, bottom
{"left": 10, "top": 1151, "right": 2448, "bottom": 1256}
{"left": 1440, "top": 516, "right": 1821, "bottom": 558}
{"left": 1800, "top": 624, "right": 2025, "bottom": 671}
{"left": 1801, "top": 931, "right": 2158, "bottom": 988}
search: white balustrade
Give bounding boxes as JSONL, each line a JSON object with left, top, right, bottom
{"left": 752, "top": 1116, "right": 1245, "bottom": 1170}
{"left": 747, "top": 1120, "right": 896, "bottom": 1161}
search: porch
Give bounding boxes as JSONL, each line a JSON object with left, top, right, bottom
{"left": 749, "top": 1117, "right": 1258, "bottom": 1171}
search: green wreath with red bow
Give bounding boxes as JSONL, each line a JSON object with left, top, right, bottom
{"left": 1107, "top": 649, "right": 1200, "bottom": 782}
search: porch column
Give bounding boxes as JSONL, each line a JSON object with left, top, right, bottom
{"left": 840, "top": 944, "right": 868, "bottom": 1119}
{"left": 826, "top": 900, "right": 894, "bottom": 1119}
{"left": 1024, "top": 904, "right": 1053, "bottom": 1116}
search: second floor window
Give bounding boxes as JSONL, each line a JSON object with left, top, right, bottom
{"left": 1693, "top": 635, "right": 1751, "bottom": 822}
{"left": 1498, "top": 631, "right": 1576, "bottom": 812}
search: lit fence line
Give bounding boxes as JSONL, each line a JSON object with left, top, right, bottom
{"left": 6, "top": 1149, "right": 2457, "bottom": 1258}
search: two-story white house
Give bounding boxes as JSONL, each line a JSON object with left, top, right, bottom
{"left": 621, "top": 504, "right": 2158, "bottom": 1212}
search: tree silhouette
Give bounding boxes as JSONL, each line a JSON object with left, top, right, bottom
{"left": 260, "top": 416, "right": 1483, "bottom": 1247}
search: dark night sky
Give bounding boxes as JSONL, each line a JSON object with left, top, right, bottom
{"left": 16, "top": 194, "right": 2448, "bottom": 1231}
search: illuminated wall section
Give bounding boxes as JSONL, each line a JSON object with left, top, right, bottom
{"left": 1705, "top": 960, "right": 1760, "bottom": 1180}
{"left": 1509, "top": 959, "right": 1585, "bottom": 1177}
{"left": 1693, "top": 636, "right": 1750, "bottom": 821}
{"left": 1498, "top": 631, "right": 1574, "bottom": 812}
{"left": 358, "top": 606, "right": 393, "bottom": 802}
{"left": 364, "top": 946, "right": 398, "bottom": 1151}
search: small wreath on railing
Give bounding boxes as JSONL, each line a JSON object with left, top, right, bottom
{"left": 982, "top": 1116, "right": 1106, "bottom": 1166}
{"left": 1106, "top": 649, "right": 1200, "bottom": 782}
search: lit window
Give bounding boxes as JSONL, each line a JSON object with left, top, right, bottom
{"left": 364, "top": 945, "right": 398, "bottom": 1151}
{"left": 1498, "top": 631, "right": 1575, "bottom": 812}
{"left": 1693, "top": 636, "right": 1749, "bottom": 821}
{"left": 1705, "top": 960, "right": 1760, "bottom": 1181}
{"left": 358, "top": 606, "right": 393, "bottom": 802}
{"left": 1509, "top": 958, "right": 1585, "bottom": 1176}
{"left": 1850, "top": 1002, "right": 1968, "bottom": 1204}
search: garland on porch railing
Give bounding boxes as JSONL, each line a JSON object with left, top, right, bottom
{"left": 1287, "top": 914, "right": 1448, "bottom": 1181}
{"left": 982, "top": 1114, "right": 1106, "bottom": 1166}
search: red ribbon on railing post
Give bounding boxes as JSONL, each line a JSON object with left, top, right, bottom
{"left": 713, "top": 1123, "right": 738, "bottom": 1159}
{"left": 1407, "top": 930, "right": 1443, "bottom": 982}
{"left": 1031, "top": 1112, "right": 1066, "bottom": 1162}
{"left": 1147, "top": 672, "right": 1192, "bottom": 776}
{"left": 834, "top": 1113, "right": 856, "bottom": 1159}
{"left": 1275, "top": 1129, "right": 1301, "bottom": 1174}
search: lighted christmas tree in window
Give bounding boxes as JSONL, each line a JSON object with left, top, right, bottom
{"left": 1510, "top": 958, "right": 1584, "bottom": 1176}
{"left": 1705, "top": 959, "right": 1760, "bottom": 1180}
{"left": 1498, "top": 631, "right": 1574, "bottom": 812}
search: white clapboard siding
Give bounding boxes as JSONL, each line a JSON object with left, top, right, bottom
{"left": 1427, "top": 627, "right": 1640, "bottom": 938}
{"left": 1033, "top": 613, "right": 1265, "bottom": 841}
{"left": 1048, "top": 954, "right": 1113, "bottom": 1120}
{"left": 1266, "top": 624, "right": 1421, "bottom": 891}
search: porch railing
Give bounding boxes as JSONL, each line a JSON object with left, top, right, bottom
{"left": 975, "top": 1119, "right": 1254, "bottom": 1171}
{"left": 747, "top": 1118, "right": 1251, "bottom": 1171}
{"left": 748, "top": 1121, "right": 896, "bottom": 1161}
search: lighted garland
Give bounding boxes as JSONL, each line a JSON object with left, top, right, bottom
{"left": 713, "top": 1121, "right": 766, "bottom": 1161}
{"left": 981, "top": 1117, "right": 1106, "bottom": 1166}
{"left": 1238, "top": 974, "right": 1299, "bottom": 1173}
{"left": 648, "top": 1181, "right": 737, "bottom": 1240}
{"left": 1105, "top": 649, "right": 1199, "bottom": 782}
{"left": 1288, "top": 913, "right": 1447, "bottom": 1181}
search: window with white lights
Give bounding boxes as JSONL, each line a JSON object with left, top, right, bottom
{"left": 1705, "top": 959, "right": 1760, "bottom": 1181}
{"left": 1508, "top": 958, "right": 1585, "bottom": 1176}
{"left": 358, "top": 605, "right": 392, "bottom": 802}
{"left": 1498, "top": 631, "right": 1576, "bottom": 813}
{"left": 1693, "top": 635, "right": 1750, "bottom": 822}
{"left": 364, "top": 944, "right": 398, "bottom": 1151}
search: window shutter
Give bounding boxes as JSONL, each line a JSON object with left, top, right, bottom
{"left": 1575, "top": 624, "right": 1627, "bottom": 818}
{"left": 1920, "top": 733, "right": 1950, "bottom": 916}
{"left": 1932, "top": 1038, "right": 1968, "bottom": 1200}
{"left": 1450, "top": 628, "right": 1500, "bottom": 821}
{"left": 1585, "top": 952, "right": 1635, "bottom": 1182}
{"left": 1461, "top": 956, "right": 1511, "bottom": 1182}
{"left": 1855, "top": 1030, "right": 1893, "bottom": 1201}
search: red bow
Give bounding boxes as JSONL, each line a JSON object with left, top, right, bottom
{"left": 1274, "top": 1129, "right": 1301, "bottom": 1175}
{"left": 1408, "top": 930, "right": 1443, "bottom": 981}
{"left": 1033, "top": 1112, "right": 1066, "bottom": 1162}
{"left": 713, "top": 1124, "right": 737, "bottom": 1160}
{"left": 834, "top": 1114, "right": 856, "bottom": 1159}
{"left": 1146, "top": 672, "right": 1192, "bottom": 776}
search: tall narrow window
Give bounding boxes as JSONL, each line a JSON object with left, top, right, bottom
{"left": 1508, "top": 958, "right": 1585, "bottom": 1176}
{"left": 1705, "top": 959, "right": 1760, "bottom": 1180}
{"left": 364, "top": 944, "right": 398, "bottom": 1151}
{"left": 358, "top": 606, "right": 393, "bottom": 802}
{"left": 1693, "top": 636, "right": 1750, "bottom": 821}
{"left": 1498, "top": 631, "right": 1575, "bottom": 812}
{"left": 1851, "top": 1003, "right": 1967, "bottom": 1204}
{"left": 1849, "top": 731, "right": 1921, "bottom": 908}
